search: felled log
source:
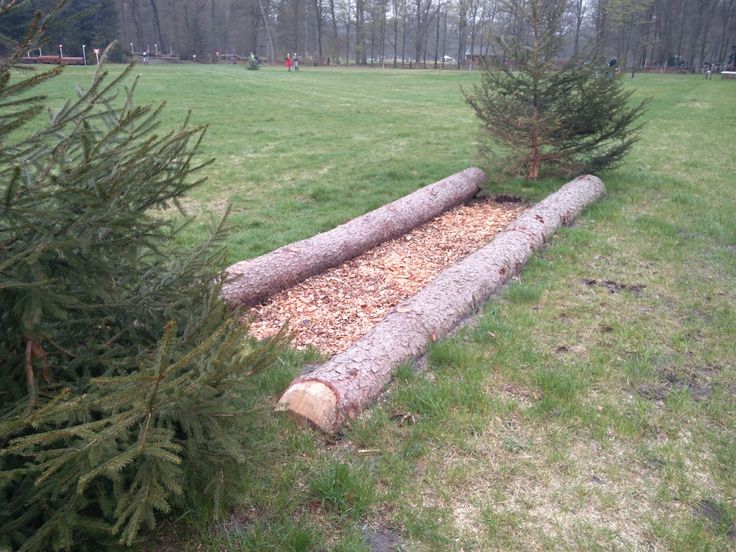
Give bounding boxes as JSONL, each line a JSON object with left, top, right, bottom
{"left": 276, "top": 175, "right": 605, "bottom": 432}
{"left": 221, "top": 168, "right": 486, "bottom": 308}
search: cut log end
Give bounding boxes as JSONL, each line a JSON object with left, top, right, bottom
{"left": 275, "top": 380, "right": 339, "bottom": 433}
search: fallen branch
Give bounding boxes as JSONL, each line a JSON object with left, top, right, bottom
{"left": 221, "top": 168, "right": 486, "bottom": 308}
{"left": 276, "top": 175, "right": 605, "bottom": 432}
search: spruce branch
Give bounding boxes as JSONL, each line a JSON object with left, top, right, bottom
{"left": 0, "top": 2, "right": 286, "bottom": 548}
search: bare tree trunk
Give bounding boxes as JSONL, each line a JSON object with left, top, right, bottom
{"left": 457, "top": 0, "right": 467, "bottom": 69}
{"left": 393, "top": 0, "right": 399, "bottom": 66}
{"left": 687, "top": 1, "right": 706, "bottom": 69}
{"left": 148, "top": 0, "right": 166, "bottom": 51}
{"left": 210, "top": 0, "right": 217, "bottom": 56}
{"left": 657, "top": 0, "right": 676, "bottom": 66}
{"left": 370, "top": 2, "right": 376, "bottom": 63}
{"left": 478, "top": 2, "right": 486, "bottom": 63}
{"left": 277, "top": 175, "right": 606, "bottom": 433}
{"left": 441, "top": 6, "right": 447, "bottom": 64}
{"left": 468, "top": 0, "right": 478, "bottom": 65}
{"left": 414, "top": 0, "right": 422, "bottom": 66}
{"left": 417, "top": 0, "right": 433, "bottom": 68}
{"left": 716, "top": 0, "right": 736, "bottom": 62}
{"left": 594, "top": 0, "right": 607, "bottom": 46}
{"left": 380, "top": 2, "right": 387, "bottom": 64}
{"left": 415, "top": 0, "right": 422, "bottom": 67}
{"left": 222, "top": 168, "right": 486, "bottom": 308}
{"left": 129, "top": 0, "right": 145, "bottom": 51}
{"left": 305, "top": 10, "right": 309, "bottom": 54}
{"left": 356, "top": 0, "right": 366, "bottom": 63}
{"left": 422, "top": 32, "right": 427, "bottom": 67}
{"left": 346, "top": 0, "right": 352, "bottom": 64}
{"left": 258, "top": 0, "right": 276, "bottom": 62}
{"left": 698, "top": 0, "right": 718, "bottom": 66}
{"left": 401, "top": 1, "right": 407, "bottom": 66}
{"left": 645, "top": 4, "right": 658, "bottom": 67}
{"left": 120, "top": 0, "right": 130, "bottom": 50}
{"left": 674, "top": 0, "right": 687, "bottom": 61}
{"left": 329, "top": 0, "right": 339, "bottom": 61}
{"left": 572, "top": 0, "right": 585, "bottom": 56}
{"left": 292, "top": 0, "right": 301, "bottom": 51}
{"left": 434, "top": 2, "right": 441, "bottom": 68}
{"left": 313, "top": 0, "right": 324, "bottom": 60}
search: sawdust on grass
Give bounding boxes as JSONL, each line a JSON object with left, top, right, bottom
{"left": 246, "top": 198, "right": 527, "bottom": 356}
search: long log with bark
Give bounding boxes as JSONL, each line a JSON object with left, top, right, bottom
{"left": 221, "top": 168, "right": 486, "bottom": 308}
{"left": 276, "top": 175, "right": 605, "bottom": 433}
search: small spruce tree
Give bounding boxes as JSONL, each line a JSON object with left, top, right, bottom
{"left": 464, "top": 0, "right": 648, "bottom": 180}
{"left": 0, "top": 4, "right": 286, "bottom": 550}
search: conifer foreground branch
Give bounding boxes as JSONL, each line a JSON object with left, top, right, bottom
{"left": 0, "top": 4, "right": 288, "bottom": 550}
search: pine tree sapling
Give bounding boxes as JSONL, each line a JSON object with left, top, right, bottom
{"left": 464, "top": 0, "right": 649, "bottom": 180}
{"left": 0, "top": 5, "right": 287, "bottom": 550}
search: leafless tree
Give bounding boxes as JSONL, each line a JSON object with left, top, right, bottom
{"left": 110, "top": 0, "right": 734, "bottom": 69}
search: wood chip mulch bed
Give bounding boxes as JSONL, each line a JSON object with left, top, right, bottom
{"left": 245, "top": 198, "right": 528, "bottom": 357}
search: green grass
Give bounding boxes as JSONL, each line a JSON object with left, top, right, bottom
{"left": 31, "top": 64, "right": 483, "bottom": 262}
{"left": 33, "top": 65, "right": 736, "bottom": 550}
{"left": 308, "top": 461, "right": 376, "bottom": 519}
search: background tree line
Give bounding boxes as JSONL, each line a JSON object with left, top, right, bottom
{"left": 1, "top": 1, "right": 735, "bottom": 68}
{"left": 0, "top": 1, "right": 120, "bottom": 58}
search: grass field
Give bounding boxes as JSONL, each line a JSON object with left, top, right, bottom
{"left": 36, "top": 64, "right": 485, "bottom": 261}
{"left": 38, "top": 65, "right": 736, "bottom": 550}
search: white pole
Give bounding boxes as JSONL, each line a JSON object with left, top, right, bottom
{"left": 82, "top": 45, "right": 87, "bottom": 65}
{"left": 154, "top": 43, "right": 158, "bottom": 56}
{"left": 59, "top": 44, "right": 63, "bottom": 58}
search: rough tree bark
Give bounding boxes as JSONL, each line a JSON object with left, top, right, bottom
{"left": 276, "top": 175, "right": 605, "bottom": 433}
{"left": 221, "top": 168, "right": 485, "bottom": 308}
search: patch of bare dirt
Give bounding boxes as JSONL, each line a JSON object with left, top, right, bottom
{"left": 360, "top": 523, "right": 404, "bottom": 551}
{"left": 637, "top": 365, "right": 719, "bottom": 402}
{"left": 693, "top": 500, "right": 736, "bottom": 539}
{"left": 246, "top": 199, "right": 527, "bottom": 356}
{"left": 582, "top": 278, "right": 646, "bottom": 295}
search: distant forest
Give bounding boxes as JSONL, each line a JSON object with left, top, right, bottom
{"left": 1, "top": 0, "right": 734, "bottom": 69}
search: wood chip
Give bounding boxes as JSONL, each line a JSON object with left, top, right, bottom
{"left": 244, "top": 198, "right": 527, "bottom": 356}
